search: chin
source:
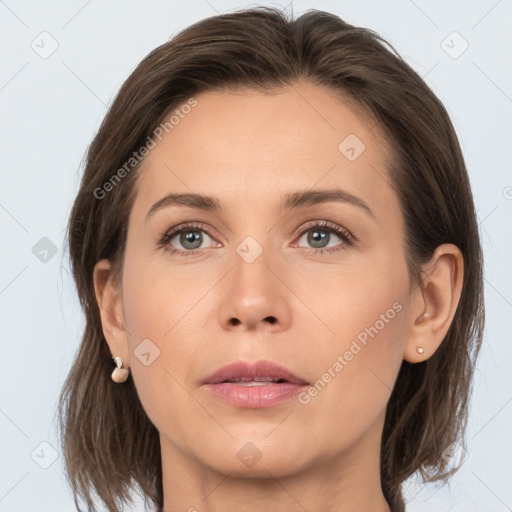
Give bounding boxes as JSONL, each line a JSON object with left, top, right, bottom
{"left": 199, "top": 442, "right": 309, "bottom": 479}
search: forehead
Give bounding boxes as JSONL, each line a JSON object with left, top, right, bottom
{"left": 131, "top": 82, "right": 395, "bottom": 220}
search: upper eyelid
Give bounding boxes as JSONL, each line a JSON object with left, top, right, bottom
{"left": 165, "top": 222, "right": 216, "bottom": 240}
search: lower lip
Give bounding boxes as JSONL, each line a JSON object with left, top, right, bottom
{"left": 203, "top": 382, "right": 308, "bottom": 408}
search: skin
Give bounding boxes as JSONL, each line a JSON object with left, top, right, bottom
{"left": 94, "top": 81, "right": 464, "bottom": 512}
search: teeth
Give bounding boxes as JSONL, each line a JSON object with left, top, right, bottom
{"left": 228, "top": 377, "right": 282, "bottom": 383}
{"left": 232, "top": 381, "right": 278, "bottom": 386}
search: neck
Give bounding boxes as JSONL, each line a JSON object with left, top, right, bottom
{"left": 159, "top": 412, "right": 392, "bottom": 512}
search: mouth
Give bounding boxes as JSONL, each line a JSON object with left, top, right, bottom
{"left": 201, "top": 360, "right": 309, "bottom": 408}
{"left": 201, "top": 359, "right": 309, "bottom": 386}
{"left": 218, "top": 377, "right": 289, "bottom": 386}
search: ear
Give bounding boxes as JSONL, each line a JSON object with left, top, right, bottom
{"left": 403, "top": 243, "right": 464, "bottom": 363}
{"left": 93, "top": 259, "right": 130, "bottom": 368}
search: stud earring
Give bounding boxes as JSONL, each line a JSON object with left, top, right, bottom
{"left": 111, "top": 356, "right": 130, "bottom": 383}
{"left": 416, "top": 346, "right": 424, "bottom": 355}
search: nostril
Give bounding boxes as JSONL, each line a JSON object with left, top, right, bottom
{"left": 230, "top": 318, "right": 241, "bottom": 326}
{"left": 264, "top": 316, "right": 277, "bottom": 324}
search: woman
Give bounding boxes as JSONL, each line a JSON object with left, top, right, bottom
{"left": 58, "top": 6, "right": 484, "bottom": 512}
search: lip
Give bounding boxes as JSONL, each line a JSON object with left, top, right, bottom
{"left": 201, "top": 360, "right": 309, "bottom": 409}
{"left": 202, "top": 360, "right": 309, "bottom": 385}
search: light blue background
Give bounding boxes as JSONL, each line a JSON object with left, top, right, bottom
{"left": 1, "top": 0, "right": 511, "bottom": 510}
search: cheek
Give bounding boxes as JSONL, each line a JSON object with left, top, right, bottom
{"left": 121, "top": 240, "right": 201, "bottom": 342}
{"left": 329, "top": 260, "right": 409, "bottom": 393}
{"left": 293, "top": 308, "right": 406, "bottom": 461}
{"left": 121, "top": 282, "right": 198, "bottom": 442}
{"left": 120, "top": 252, "right": 210, "bottom": 438}
{"left": 294, "top": 260, "right": 409, "bottom": 444}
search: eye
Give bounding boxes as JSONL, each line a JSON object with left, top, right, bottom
{"left": 158, "top": 220, "right": 355, "bottom": 257}
{"left": 158, "top": 222, "right": 219, "bottom": 257}
{"left": 292, "top": 220, "right": 354, "bottom": 255}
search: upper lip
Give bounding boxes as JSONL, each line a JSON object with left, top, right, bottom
{"left": 201, "top": 360, "right": 309, "bottom": 385}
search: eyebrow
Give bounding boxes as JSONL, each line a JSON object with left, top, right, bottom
{"left": 145, "top": 188, "right": 374, "bottom": 222}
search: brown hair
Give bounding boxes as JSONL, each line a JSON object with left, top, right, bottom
{"left": 57, "top": 6, "right": 484, "bottom": 511}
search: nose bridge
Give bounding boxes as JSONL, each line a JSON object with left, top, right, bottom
{"left": 231, "top": 233, "right": 274, "bottom": 304}
{"left": 217, "top": 232, "right": 292, "bottom": 331}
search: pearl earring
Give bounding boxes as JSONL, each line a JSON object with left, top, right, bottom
{"left": 111, "top": 356, "right": 130, "bottom": 383}
{"left": 416, "top": 346, "right": 424, "bottom": 354}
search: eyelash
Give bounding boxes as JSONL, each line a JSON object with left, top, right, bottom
{"left": 157, "top": 220, "right": 356, "bottom": 257}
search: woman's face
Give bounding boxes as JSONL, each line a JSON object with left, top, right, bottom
{"left": 115, "top": 82, "right": 414, "bottom": 477}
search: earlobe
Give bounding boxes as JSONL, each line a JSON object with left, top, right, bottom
{"left": 93, "top": 259, "right": 130, "bottom": 367}
{"left": 403, "top": 244, "right": 464, "bottom": 363}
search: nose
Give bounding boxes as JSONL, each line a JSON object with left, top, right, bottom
{"left": 217, "top": 249, "right": 292, "bottom": 333}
